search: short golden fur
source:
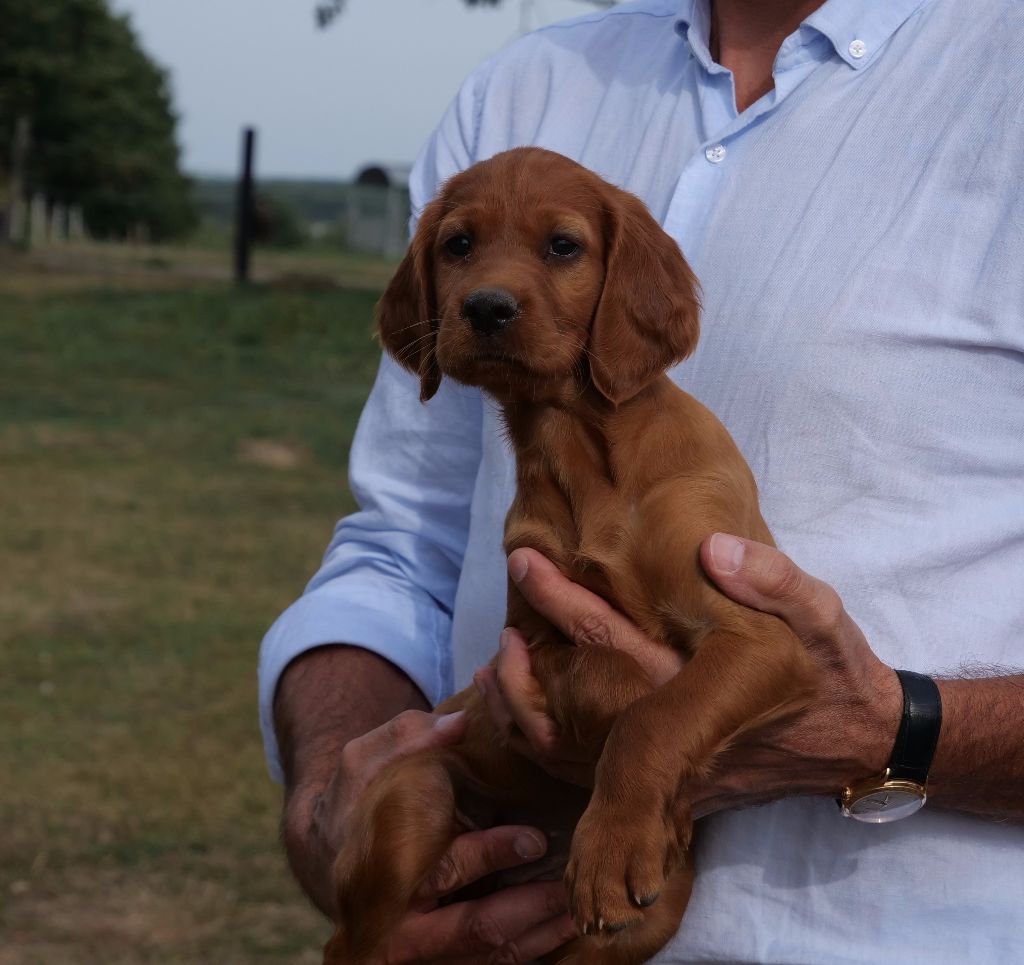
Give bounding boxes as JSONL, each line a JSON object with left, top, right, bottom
{"left": 324, "top": 148, "right": 817, "bottom": 964}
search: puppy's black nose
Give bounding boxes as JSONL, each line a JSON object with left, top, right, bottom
{"left": 462, "top": 289, "right": 519, "bottom": 336}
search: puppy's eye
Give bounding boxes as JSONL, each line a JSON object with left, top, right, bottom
{"left": 444, "top": 234, "right": 472, "bottom": 257}
{"left": 548, "top": 236, "right": 580, "bottom": 258}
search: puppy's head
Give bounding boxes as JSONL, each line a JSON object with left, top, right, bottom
{"left": 377, "top": 148, "right": 700, "bottom": 405}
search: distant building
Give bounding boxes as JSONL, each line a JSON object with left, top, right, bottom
{"left": 346, "top": 163, "right": 411, "bottom": 258}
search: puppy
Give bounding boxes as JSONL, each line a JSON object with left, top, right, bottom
{"left": 324, "top": 148, "right": 817, "bottom": 964}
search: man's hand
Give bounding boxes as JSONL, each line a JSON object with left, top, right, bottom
{"left": 276, "top": 646, "right": 576, "bottom": 963}
{"left": 691, "top": 533, "right": 902, "bottom": 814}
{"left": 481, "top": 538, "right": 903, "bottom": 815}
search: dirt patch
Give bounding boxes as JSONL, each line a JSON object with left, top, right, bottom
{"left": 236, "top": 438, "right": 310, "bottom": 471}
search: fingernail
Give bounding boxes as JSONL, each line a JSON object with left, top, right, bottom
{"left": 710, "top": 533, "right": 745, "bottom": 575}
{"left": 434, "top": 710, "right": 465, "bottom": 733}
{"left": 508, "top": 551, "right": 528, "bottom": 583}
{"left": 499, "top": 628, "right": 512, "bottom": 650}
{"left": 513, "top": 831, "right": 546, "bottom": 860}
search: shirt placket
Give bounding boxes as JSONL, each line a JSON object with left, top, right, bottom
{"left": 663, "top": 31, "right": 831, "bottom": 259}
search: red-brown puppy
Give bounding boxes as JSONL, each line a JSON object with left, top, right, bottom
{"left": 324, "top": 148, "right": 817, "bottom": 964}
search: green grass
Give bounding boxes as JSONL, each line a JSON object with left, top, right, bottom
{"left": 0, "top": 284, "right": 386, "bottom": 963}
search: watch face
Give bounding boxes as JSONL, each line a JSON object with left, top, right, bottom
{"left": 846, "top": 786, "right": 926, "bottom": 824}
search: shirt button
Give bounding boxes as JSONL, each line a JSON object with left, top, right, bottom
{"left": 848, "top": 39, "right": 867, "bottom": 59}
{"left": 705, "top": 144, "right": 726, "bottom": 164}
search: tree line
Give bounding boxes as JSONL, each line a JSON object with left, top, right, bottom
{"left": 0, "top": 0, "right": 196, "bottom": 241}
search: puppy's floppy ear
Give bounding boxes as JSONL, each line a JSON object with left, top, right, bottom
{"left": 588, "top": 189, "right": 701, "bottom": 405}
{"left": 375, "top": 200, "right": 443, "bottom": 402}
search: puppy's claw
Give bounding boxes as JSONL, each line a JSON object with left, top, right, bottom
{"left": 634, "top": 891, "right": 660, "bottom": 908}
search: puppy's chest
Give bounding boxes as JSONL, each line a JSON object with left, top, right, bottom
{"left": 504, "top": 455, "right": 636, "bottom": 606}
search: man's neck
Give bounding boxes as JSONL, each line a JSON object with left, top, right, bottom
{"left": 710, "top": 0, "right": 825, "bottom": 112}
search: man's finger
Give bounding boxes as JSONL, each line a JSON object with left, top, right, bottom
{"left": 507, "top": 553, "right": 626, "bottom": 651}
{"left": 506, "top": 912, "right": 579, "bottom": 961}
{"left": 391, "top": 882, "right": 568, "bottom": 961}
{"left": 700, "top": 534, "right": 846, "bottom": 644}
{"left": 441, "top": 913, "right": 578, "bottom": 965}
{"left": 476, "top": 658, "right": 592, "bottom": 784}
{"left": 493, "top": 629, "right": 561, "bottom": 756}
{"left": 508, "top": 548, "right": 682, "bottom": 683}
{"left": 476, "top": 662, "right": 552, "bottom": 761}
{"left": 340, "top": 709, "right": 467, "bottom": 783}
{"left": 474, "top": 665, "right": 516, "bottom": 736}
{"left": 416, "top": 824, "right": 548, "bottom": 900}
{"left": 508, "top": 549, "right": 626, "bottom": 649}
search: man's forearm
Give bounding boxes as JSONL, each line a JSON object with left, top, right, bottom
{"left": 930, "top": 673, "right": 1024, "bottom": 818}
{"left": 275, "top": 644, "right": 429, "bottom": 790}
{"left": 274, "top": 644, "right": 429, "bottom": 911}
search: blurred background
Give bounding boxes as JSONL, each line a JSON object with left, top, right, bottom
{"left": 0, "top": 0, "right": 605, "bottom": 961}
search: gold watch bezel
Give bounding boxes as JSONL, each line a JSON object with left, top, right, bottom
{"left": 839, "top": 768, "right": 928, "bottom": 822}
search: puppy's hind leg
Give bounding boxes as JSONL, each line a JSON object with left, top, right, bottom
{"left": 323, "top": 754, "right": 456, "bottom": 965}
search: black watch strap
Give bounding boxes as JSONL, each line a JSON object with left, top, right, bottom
{"left": 887, "top": 670, "right": 942, "bottom": 785}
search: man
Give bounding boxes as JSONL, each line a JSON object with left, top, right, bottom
{"left": 260, "top": 0, "right": 1024, "bottom": 960}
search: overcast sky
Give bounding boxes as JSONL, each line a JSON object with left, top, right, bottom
{"left": 110, "top": 0, "right": 593, "bottom": 180}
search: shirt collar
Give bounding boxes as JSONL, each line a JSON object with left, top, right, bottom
{"left": 675, "top": 0, "right": 932, "bottom": 72}
{"left": 675, "top": 0, "right": 720, "bottom": 74}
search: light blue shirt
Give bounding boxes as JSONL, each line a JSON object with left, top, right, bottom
{"left": 260, "top": 0, "right": 1024, "bottom": 960}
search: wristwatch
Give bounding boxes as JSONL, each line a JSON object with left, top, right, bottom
{"left": 839, "top": 670, "right": 942, "bottom": 823}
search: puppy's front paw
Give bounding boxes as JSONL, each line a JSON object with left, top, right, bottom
{"left": 565, "top": 797, "right": 687, "bottom": 936}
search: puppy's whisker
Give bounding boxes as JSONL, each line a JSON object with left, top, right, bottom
{"left": 385, "top": 319, "right": 424, "bottom": 337}
{"left": 394, "top": 333, "right": 435, "bottom": 361}
{"left": 394, "top": 330, "right": 440, "bottom": 366}
{"left": 395, "top": 330, "right": 436, "bottom": 354}
{"left": 382, "top": 317, "right": 444, "bottom": 354}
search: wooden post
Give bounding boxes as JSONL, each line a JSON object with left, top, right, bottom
{"left": 234, "top": 126, "right": 256, "bottom": 285}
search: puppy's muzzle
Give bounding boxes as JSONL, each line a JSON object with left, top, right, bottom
{"left": 461, "top": 288, "right": 520, "bottom": 337}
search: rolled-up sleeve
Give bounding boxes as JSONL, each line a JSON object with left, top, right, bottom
{"left": 258, "top": 67, "right": 489, "bottom": 782}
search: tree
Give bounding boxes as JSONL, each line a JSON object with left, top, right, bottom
{"left": 0, "top": 0, "right": 197, "bottom": 240}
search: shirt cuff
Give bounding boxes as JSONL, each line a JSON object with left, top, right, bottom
{"left": 257, "top": 580, "right": 453, "bottom": 784}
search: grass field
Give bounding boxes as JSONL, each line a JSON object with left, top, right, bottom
{"left": 0, "top": 248, "right": 391, "bottom": 963}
